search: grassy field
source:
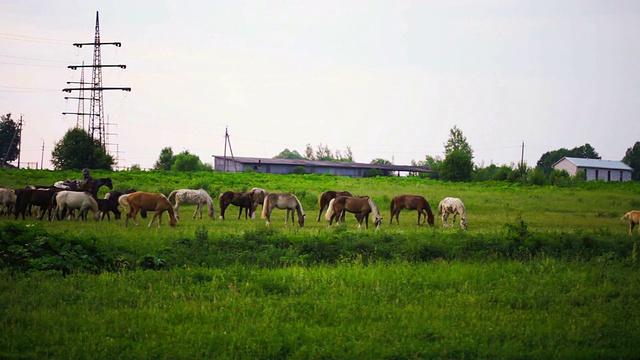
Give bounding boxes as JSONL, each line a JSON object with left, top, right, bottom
{"left": 1, "top": 168, "right": 640, "bottom": 358}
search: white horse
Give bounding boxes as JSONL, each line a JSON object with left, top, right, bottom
{"left": 0, "top": 187, "right": 17, "bottom": 216}
{"left": 55, "top": 191, "right": 101, "bottom": 221}
{"left": 438, "top": 197, "right": 467, "bottom": 230}
{"left": 247, "top": 187, "right": 269, "bottom": 219}
{"left": 168, "top": 189, "right": 215, "bottom": 220}
{"left": 261, "top": 193, "right": 305, "bottom": 227}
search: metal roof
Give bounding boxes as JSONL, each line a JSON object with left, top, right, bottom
{"left": 553, "top": 157, "right": 632, "bottom": 171}
{"left": 213, "top": 156, "right": 432, "bottom": 173}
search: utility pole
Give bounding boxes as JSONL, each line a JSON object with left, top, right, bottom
{"left": 40, "top": 138, "right": 45, "bottom": 170}
{"left": 62, "top": 11, "right": 130, "bottom": 161}
{"left": 520, "top": 141, "right": 525, "bottom": 168}
{"left": 16, "top": 115, "right": 23, "bottom": 168}
{"left": 222, "top": 127, "right": 237, "bottom": 172}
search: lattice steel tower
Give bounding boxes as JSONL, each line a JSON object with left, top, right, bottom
{"left": 63, "top": 11, "right": 131, "bottom": 153}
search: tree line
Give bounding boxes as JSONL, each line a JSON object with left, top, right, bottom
{"left": 2, "top": 116, "right": 639, "bottom": 182}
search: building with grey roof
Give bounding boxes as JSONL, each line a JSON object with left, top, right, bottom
{"left": 213, "top": 156, "right": 431, "bottom": 177}
{"left": 552, "top": 157, "right": 632, "bottom": 181}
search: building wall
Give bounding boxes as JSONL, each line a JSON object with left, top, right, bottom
{"left": 551, "top": 158, "right": 632, "bottom": 182}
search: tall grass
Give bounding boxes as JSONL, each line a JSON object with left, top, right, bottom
{"left": 2, "top": 169, "right": 640, "bottom": 358}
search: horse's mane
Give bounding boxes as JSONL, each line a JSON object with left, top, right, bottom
{"left": 292, "top": 194, "right": 305, "bottom": 215}
{"left": 367, "top": 197, "right": 381, "bottom": 220}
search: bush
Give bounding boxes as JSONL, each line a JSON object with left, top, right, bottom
{"left": 292, "top": 166, "right": 307, "bottom": 175}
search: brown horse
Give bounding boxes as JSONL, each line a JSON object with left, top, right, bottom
{"left": 622, "top": 210, "right": 640, "bottom": 235}
{"left": 326, "top": 196, "right": 382, "bottom": 229}
{"left": 247, "top": 187, "right": 269, "bottom": 219}
{"left": 261, "top": 193, "right": 305, "bottom": 227}
{"left": 390, "top": 194, "right": 435, "bottom": 226}
{"left": 125, "top": 192, "right": 177, "bottom": 228}
{"left": 218, "top": 191, "right": 254, "bottom": 220}
{"left": 317, "top": 190, "right": 353, "bottom": 222}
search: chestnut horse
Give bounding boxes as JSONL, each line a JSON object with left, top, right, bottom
{"left": 125, "top": 192, "right": 177, "bottom": 228}
{"left": 326, "top": 196, "right": 382, "bottom": 229}
{"left": 317, "top": 190, "right": 353, "bottom": 222}
{"left": 218, "top": 191, "right": 254, "bottom": 220}
{"left": 622, "top": 210, "right": 640, "bottom": 235}
{"left": 261, "top": 193, "right": 305, "bottom": 227}
{"left": 390, "top": 194, "right": 434, "bottom": 226}
{"left": 438, "top": 197, "right": 467, "bottom": 230}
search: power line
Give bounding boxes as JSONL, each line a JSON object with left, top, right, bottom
{"left": 0, "top": 54, "right": 70, "bottom": 63}
{"left": 0, "top": 32, "right": 70, "bottom": 45}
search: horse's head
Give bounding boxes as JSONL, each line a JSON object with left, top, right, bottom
{"left": 298, "top": 213, "right": 305, "bottom": 227}
{"left": 374, "top": 215, "right": 383, "bottom": 229}
{"left": 104, "top": 178, "right": 113, "bottom": 190}
{"left": 427, "top": 213, "right": 435, "bottom": 227}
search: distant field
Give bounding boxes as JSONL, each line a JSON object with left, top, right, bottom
{"left": 1, "top": 169, "right": 640, "bottom": 358}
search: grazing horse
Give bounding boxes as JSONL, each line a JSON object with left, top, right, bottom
{"left": 247, "top": 187, "right": 269, "bottom": 219}
{"left": 261, "top": 193, "right": 305, "bottom": 227}
{"left": 218, "top": 191, "right": 254, "bottom": 220}
{"left": 125, "top": 192, "right": 177, "bottom": 228}
{"left": 326, "top": 196, "right": 382, "bottom": 230}
{"left": 96, "top": 198, "right": 121, "bottom": 220}
{"left": 0, "top": 187, "right": 17, "bottom": 217}
{"left": 317, "top": 190, "right": 353, "bottom": 222}
{"left": 54, "top": 191, "right": 101, "bottom": 221}
{"left": 168, "top": 189, "right": 215, "bottom": 220}
{"left": 390, "top": 194, "right": 435, "bottom": 226}
{"left": 622, "top": 210, "right": 640, "bottom": 235}
{"left": 106, "top": 189, "right": 146, "bottom": 219}
{"left": 438, "top": 197, "right": 467, "bottom": 230}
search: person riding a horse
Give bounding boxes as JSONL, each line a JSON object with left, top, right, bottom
{"left": 80, "top": 167, "right": 92, "bottom": 188}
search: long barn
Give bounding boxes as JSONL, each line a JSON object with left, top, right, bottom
{"left": 552, "top": 157, "right": 632, "bottom": 182}
{"left": 213, "top": 156, "right": 432, "bottom": 177}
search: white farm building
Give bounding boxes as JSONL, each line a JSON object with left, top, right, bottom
{"left": 552, "top": 157, "right": 633, "bottom": 182}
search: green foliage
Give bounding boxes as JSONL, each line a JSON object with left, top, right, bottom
{"left": 274, "top": 148, "right": 305, "bottom": 159}
{"left": 304, "top": 143, "right": 354, "bottom": 162}
{"left": 0, "top": 222, "right": 114, "bottom": 274}
{"left": 173, "top": 150, "right": 202, "bottom": 171}
{"left": 622, "top": 141, "right": 640, "bottom": 180}
{"left": 129, "top": 164, "right": 142, "bottom": 172}
{"left": 292, "top": 166, "right": 307, "bottom": 175}
{"left": 0, "top": 113, "right": 20, "bottom": 164}
{"left": 550, "top": 169, "right": 571, "bottom": 186}
{"left": 444, "top": 125, "right": 473, "bottom": 158}
{"left": 154, "top": 146, "right": 175, "bottom": 170}
{"left": 50, "top": 128, "right": 114, "bottom": 170}
{"left": 440, "top": 150, "right": 473, "bottom": 182}
{"left": 527, "top": 167, "right": 547, "bottom": 185}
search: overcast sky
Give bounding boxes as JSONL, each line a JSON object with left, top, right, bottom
{"left": 1, "top": 1, "right": 639, "bottom": 170}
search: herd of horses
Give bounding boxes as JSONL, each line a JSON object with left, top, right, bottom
{"left": 0, "top": 178, "right": 469, "bottom": 230}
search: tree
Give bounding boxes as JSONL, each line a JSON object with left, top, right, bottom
{"left": 274, "top": 148, "right": 305, "bottom": 159}
{"left": 0, "top": 113, "right": 20, "bottom": 165}
{"left": 50, "top": 128, "right": 114, "bottom": 170}
{"left": 440, "top": 126, "right": 474, "bottom": 181}
{"left": 536, "top": 143, "right": 600, "bottom": 176}
{"left": 172, "top": 150, "right": 209, "bottom": 172}
{"left": 370, "top": 158, "right": 393, "bottom": 176}
{"left": 622, "top": 141, "right": 640, "bottom": 181}
{"left": 444, "top": 125, "right": 473, "bottom": 157}
{"left": 302, "top": 143, "right": 354, "bottom": 162}
{"left": 440, "top": 150, "right": 473, "bottom": 182}
{"left": 154, "top": 147, "right": 175, "bottom": 170}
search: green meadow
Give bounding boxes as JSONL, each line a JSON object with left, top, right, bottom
{"left": 1, "top": 168, "right": 640, "bottom": 359}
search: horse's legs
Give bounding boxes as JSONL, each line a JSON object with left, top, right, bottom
{"left": 219, "top": 203, "right": 227, "bottom": 220}
{"left": 317, "top": 204, "right": 325, "bottom": 222}
{"left": 192, "top": 203, "right": 200, "bottom": 219}
{"left": 148, "top": 211, "right": 160, "bottom": 228}
{"left": 265, "top": 207, "right": 271, "bottom": 226}
{"left": 442, "top": 213, "right": 449, "bottom": 227}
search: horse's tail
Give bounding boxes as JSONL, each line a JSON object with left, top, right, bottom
{"left": 437, "top": 200, "right": 444, "bottom": 216}
{"left": 261, "top": 195, "right": 270, "bottom": 219}
{"left": 168, "top": 190, "right": 178, "bottom": 203}
{"left": 325, "top": 198, "right": 336, "bottom": 221}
